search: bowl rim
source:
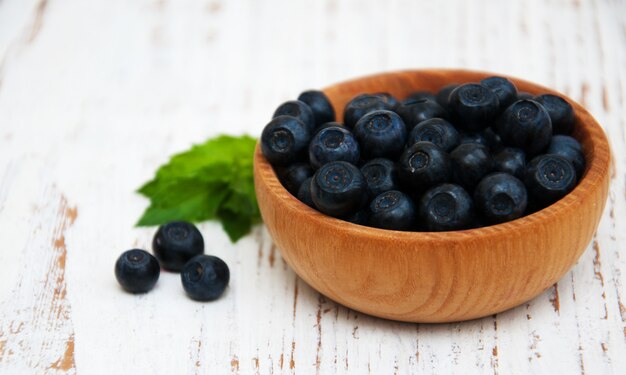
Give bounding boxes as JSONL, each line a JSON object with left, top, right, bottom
{"left": 254, "top": 69, "right": 611, "bottom": 243}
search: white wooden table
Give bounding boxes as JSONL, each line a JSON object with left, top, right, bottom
{"left": 0, "top": 0, "right": 625, "bottom": 373}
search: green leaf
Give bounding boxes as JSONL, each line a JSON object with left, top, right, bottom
{"left": 136, "top": 134, "right": 261, "bottom": 243}
{"left": 154, "top": 135, "right": 256, "bottom": 181}
{"left": 217, "top": 207, "right": 254, "bottom": 242}
{"left": 136, "top": 180, "right": 229, "bottom": 226}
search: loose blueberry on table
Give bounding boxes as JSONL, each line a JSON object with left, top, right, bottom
{"left": 260, "top": 78, "right": 583, "bottom": 231}
{"left": 115, "top": 249, "right": 160, "bottom": 293}
{"left": 115, "top": 221, "right": 231, "bottom": 302}
{"left": 153, "top": 221, "right": 205, "bottom": 272}
{"left": 181, "top": 255, "right": 230, "bottom": 301}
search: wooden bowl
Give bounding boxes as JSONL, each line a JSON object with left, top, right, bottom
{"left": 253, "top": 69, "right": 610, "bottom": 323}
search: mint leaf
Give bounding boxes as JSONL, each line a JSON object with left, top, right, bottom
{"left": 154, "top": 135, "right": 256, "bottom": 181}
{"left": 217, "top": 207, "right": 254, "bottom": 242}
{"left": 136, "top": 135, "right": 261, "bottom": 242}
{"left": 136, "top": 180, "right": 229, "bottom": 226}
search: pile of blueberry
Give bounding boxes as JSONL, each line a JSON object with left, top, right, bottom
{"left": 261, "top": 77, "right": 585, "bottom": 231}
{"left": 115, "top": 221, "right": 230, "bottom": 301}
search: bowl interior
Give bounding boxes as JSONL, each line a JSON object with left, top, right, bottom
{"left": 315, "top": 69, "right": 607, "bottom": 238}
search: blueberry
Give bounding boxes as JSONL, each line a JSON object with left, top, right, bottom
{"left": 550, "top": 135, "right": 583, "bottom": 152}
{"left": 534, "top": 94, "right": 575, "bottom": 135}
{"left": 460, "top": 131, "right": 489, "bottom": 147}
{"left": 311, "top": 161, "right": 366, "bottom": 217}
{"left": 418, "top": 183, "right": 473, "bottom": 231}
{"left": 369, "top": 190, "right": 415, "bottom": 231}
{"left": 273, "top": 100, "right": 315, "bottom": 133}
{"left": 115, "top": 249, "right": 160, "bottom": 293}
{"left": 315, "top": 121, "right": 346, "bottom": 134}
{"left": 480, "top": 76, "right": 518, "bottom": 111}
{"left": 343, "top": 94, "right": 395, "bottom": 129}
{"left": 525, "top": 154, "right": 576, "bottom": 205}
{"left": 546, "top": 136, "right": 585, "bottom": 178}
{"left": 493, "top": 148, "right": 526, "bottom": 179}
{"left": 398, "top": 141, "right": 451, "bottom": 193}
{"left": 261, "top": 116, "right": 311, "bottom": 166}
{"left": 450, "top": 143, "right": 493, "bottom": 190}
{"left": 297, "top": 90, "right": 335, "bottom": 128}
{"left": 482, "top": 127, "right": 504, "bottom": 153}
{"left": 517, "top": 92, "right": 533, "bottom": 100}
{"left": 407, "top": 118, "right": 460, "bottom": 152}
{"left": 404, "top": 91, "right": 436, "bottom": 103}
{"left": 374, "top": 92, "right": 401, "bottom": 108}
{"left": 448, "top": 83, "right": 500, "bottom": 131}
{"left": 153, "top": 221, "right": 204, "bottom": 272}
{"left": 297, "top": 177, "right": 315, "bottom": 208}
{"left": 524, "top": 197, "right": 544, "bottom": 216}
{"left": 494, "top": 99, "right": 552, "bottom": 156}
{"left": 354, "top": 110, "right": 407, "bottom": 160}
{"left": 397, "top": 98, "right": 447, "bottom": 130}
{"left": 474, "top": 173, "right": 528, "bottom": 224}
{"left": 435, "top": 84, "right": 459, "bottom": 111}
{"left": 309, "top": 125, "right": 360, "bottom": 169}
{"left": 279, "top": 162, "right": 313, "bottom": 195}
{"left": 345, "top": 209, "right": 370, "bottom": 226}
{"left": 181, "top": 255, "right": 230, "bottom": 301}
{"left": 360, "top": 158, "right": 398, "bottom": 198}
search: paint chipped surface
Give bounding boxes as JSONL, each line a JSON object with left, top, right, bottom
{"left": 1, "top": 0, "right": 625, "bottom": 373}
{"left": 0, "top": 192, "right": 76, "bottom": 373}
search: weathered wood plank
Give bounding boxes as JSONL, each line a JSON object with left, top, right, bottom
{"left": 0, "top": 0, "right": 624, "bottom": 373}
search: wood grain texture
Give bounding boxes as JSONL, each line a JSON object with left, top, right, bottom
{"left": 254, "top": 69, "right": 611, "bottom": 322}
{"left": 0, "top": 0, "right": 625, "bottom": 373}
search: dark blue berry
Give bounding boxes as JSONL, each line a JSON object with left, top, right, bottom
{"left": 398, "top": 142, "right": 451, "bottom": 193}
{"left": 419, "top": 183, "right": 473, "bottom": 231}
{"left": 525, "top": 154, "right": 576, "bottom": 205}
{"left": 407, "top": 118, "right": 460, "bottom": 152}
{"left": 435, "top": 84, "right": 459, "bottom": 111}
{"left": 345, "top": 209, "right": 370, "bottom": 226}
{"left": 482, "top": 128, "right": 504, "bottom": 153}
{"left": 550, "top": 135, "right": 583, "bottom": 152}
{"left": 480, "top": 76, "right": 518, "bottom": 111}
{"left": 343, "top": 94, "right": 395, "bottom": 129}
{"left": 315, "top": 121, "right": 346, "bottom": 134}
{"left": 369, "top": 190, "right": 415, "bottom": 231}
{"left": 354, "top": 110, "right": 407, "bottom": 160}
{"left": 494, "top": 99, "right": 552, "bottom": 156}
{"left": 534, "top": 94, "right": 575, "bottom": 135}
{"left": 450, "top": 143, "right": 493, "bottom": 190}
{"left": 460, "top": 131, "right": 489, "bottom": 147}
{"left": 153, "top": 221, "right": 204, "bottom": 272}
{"left": 404, "top": 91, "right": 436, "bottom": 103}
{"left": 311, "top": 161, "right": 366, "bottom": 217}
{"left": 181, "top": 255, "right": 230, "bottom": 301}
{"left": 524, "top": 197, "right": 544, "bottom": 215}
{"left": 298, "top": 90, "right": 336, "bottom": 128}
{"left": 279, "top": 163, "right": 313, "bottom": 195}
{"left": 474, "top": 173, "right": 528, "bottom": 224}
{"left": 115, "top": 249, "right": 160, "bottom": 293}
{"left": 309, "top": 125, "right": 360, "bottom": 169}
{"left": 297, "top": 177, "right": 315, "bottom": 208}
{"left": 517, "top": 92, "right": 533, "bottom": 100}
{"left": 375, "top": 92, "right": 401, "bottom": 108}
{"left": 261, "top": 116, "right": 311, "bottom": 166}
{"left": 448, "top": 83, "right": 500, "bottom": 131}
{"left": 493, "top": 148, "right": 526, "bottom": 179}
{"left": 273, "top": 100, "right": 315, "bottom": 133}
{"left": 546, "top": 136, "right": 585, "bottom": 179}
{"left": 360, "top": 158, "right": 398, "bottom": 198}
{"left": 398, "top": 98, "right": 447, "bottom": 130}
